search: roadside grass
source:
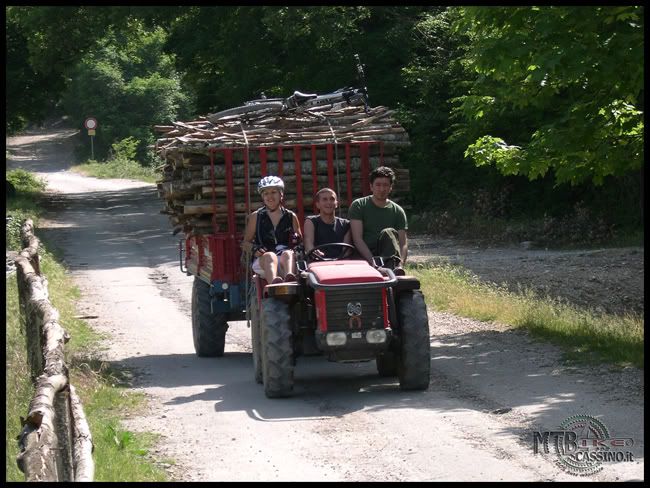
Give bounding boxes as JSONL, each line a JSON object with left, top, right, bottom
{"left": 5, "top": 274, "right": 34, "bottom": 482}
{"left": 6, "top": 168, "right": 47, "bottom": 220}
{"left": 70, "top": 361, "right": 168, "bottom": 482}
{"left": 5, "top": 171, "right": 169, "bottom": 481}
{"left": 409, "top": 262, "right": 644, "bottom": 369}
{"left": 71, "top": 158, "right": 158, "bottom": 183}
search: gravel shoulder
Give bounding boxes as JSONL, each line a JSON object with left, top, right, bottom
{"left": 409, "top": 236, "right": 644, "bottom": 317}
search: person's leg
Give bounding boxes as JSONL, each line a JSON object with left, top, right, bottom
{"left": 376, "top": 228, "right": 402, "bottom": 267}
{"left": 279, "top": 250, "right": 296, "bottom": 281}
{"left": 260, "top": 252, "right": 280, "bottom": 283}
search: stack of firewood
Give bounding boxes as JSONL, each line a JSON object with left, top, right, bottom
{"left": 153, "top": 104, "right": 411, "bottom": 236}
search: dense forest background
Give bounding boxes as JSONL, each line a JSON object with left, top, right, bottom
{"left": 6, "top": 6, "right": 644, "bottom": 244}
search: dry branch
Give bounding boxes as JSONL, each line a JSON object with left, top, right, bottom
{"left": 69, "top": 384, "right": 94, "bottom": 481}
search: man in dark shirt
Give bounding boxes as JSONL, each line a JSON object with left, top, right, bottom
{"left": 303, "top": 188, "right": 351, "bottom": 260}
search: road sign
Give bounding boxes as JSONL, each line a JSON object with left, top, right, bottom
{"left": 85, "top": 118, "right": 97, "bottom": 160}
{"left": 84, "top": 117, "right": 98, "bottom": 130}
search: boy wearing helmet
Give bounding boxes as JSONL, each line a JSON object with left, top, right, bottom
{"left": 242, "top": 176, "right": 302, "bottom": 283}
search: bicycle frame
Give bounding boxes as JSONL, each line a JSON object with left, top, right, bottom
{"left": 286, "top": 88, "right": 366, "bottom": 111}
{"left": 208, "top": 54, "right": 370, "bottom": 122}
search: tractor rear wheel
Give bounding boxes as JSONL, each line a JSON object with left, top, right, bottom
{"left": 248, "top": 281, "right": 263, "bottom": 384}
{"left": 396, "top": 290, "right": 431, "bottom": 390}
{"left": 191, "top": 277, "right": 228, "bottom": 357}
{"left": 261, "top": 297, "right": 294, "bottom": 398}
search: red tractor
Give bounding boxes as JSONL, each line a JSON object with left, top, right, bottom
{"left": 180, "top": 142, "right": 430, "bottom": 397}
{"left": 249, "top": 243, "right": 431, "bottom": 398}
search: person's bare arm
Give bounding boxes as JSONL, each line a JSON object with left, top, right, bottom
{"left": 242, "top": 212, "right": 264, "bottom": 257}
{"left": 343, "top": 228, "right": 352, "bottom": 246}
{"left": 398, "top": 229, "right": 408, "bottom": 264}
{"left": 303, "top": 218, "right": 315, "bottom": 253}
{"left": 341, "top": 228, "right": 353, "bottom": 258}
{"left": 292, "top": 213, "right": 302, "bottom": 241}
{"left": 350, "top": 219, "right": 373, "bottom": 263}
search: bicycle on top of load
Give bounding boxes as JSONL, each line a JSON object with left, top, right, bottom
{"left": 207, "top": 54, "right": 369, "bottom": 122}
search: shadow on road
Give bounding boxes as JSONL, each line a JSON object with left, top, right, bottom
{"left": 107, "top": 325, "right": 643, "bottom": 462}
{"left": 108, "top": 350, "right": 436, "bottom": 423}
{"left": 7, "top": 127, "right": 80, "bottom": 173}
{"left": 37, "top": 186, "right": 180, "bottom": 270}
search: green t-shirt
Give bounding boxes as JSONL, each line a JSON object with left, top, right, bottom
{"left": 348, "top": 196, "right": 408, "bottom": 253}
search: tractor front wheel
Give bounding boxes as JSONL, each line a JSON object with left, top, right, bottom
{"left": 261, "top": 297, "right": 294, "bottom": 398}
{"left": 396, "top": 290, "right": 431, "bottom": 390}
{"left": 249, "top": 281, "right": 263, "bottom": 384}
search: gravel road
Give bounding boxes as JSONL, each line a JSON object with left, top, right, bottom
{"left": 6, "top": 126, "right": 644, "bottom": 481}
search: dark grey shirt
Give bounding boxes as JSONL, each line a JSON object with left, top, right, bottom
{"left": 306, "top": 215, "right": 350, "bottom": 258}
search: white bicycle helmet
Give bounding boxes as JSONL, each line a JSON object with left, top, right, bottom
{"left": 257, "top": 175, "right": 284, "bottom": 194}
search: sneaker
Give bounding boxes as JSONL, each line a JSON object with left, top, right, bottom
{"left": 284, "top": 273, "right": 297, "bottom": 282}
{"left": 393, "top": 266, "right": 406, "bottom": 276}
{"left": 271, "top": 277, "right": 284, "bottom": 284}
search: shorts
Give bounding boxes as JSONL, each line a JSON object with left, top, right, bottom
{"left": 251, "top": 245, "right": 289, "bottom": 276}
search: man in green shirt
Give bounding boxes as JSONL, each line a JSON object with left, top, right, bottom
{"left": 349, "top": 166, "right": 407, "bottom": 275}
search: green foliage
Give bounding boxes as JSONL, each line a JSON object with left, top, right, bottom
{"left": 111, "top": 137, "right": 139, "bottom": 161}
{"left": 412, "top": 264, "right": 643, "bottom": 367}
{"left": 6, "top": 6, "right": 123, "bottom": 130}
{"left": 6, "top": 11, "right": 49, "bottom": 132}
{"left": 82, "top": 385, "right": 167, "bottom": 481}
{"left": 452, "top": 6, "right": 644, "bottom": 186}
{"left": 6, "top": 168, "right": 47, "bottom": 193}
{"left": 5, "top": 274, "right": 34, "bottom": 481}
{"left": 71, "top": 135, "right": 158, "bottom": 182}
{"left": 72, "top": 159, "right": 158, "bottom": 183}
{"left": 6, "top": 6, "right": 644, "bottom": 235}
{"left": 6, "top": 170, "right": 47, "bottom": 236}
{"left": 6, "top": 212, "right": 28, "bottom": 250}
{"left": 61, "top": 20, "right": 192, "bottom": 161}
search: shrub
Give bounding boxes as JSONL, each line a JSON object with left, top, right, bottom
{"left": 111, "top": 137, "right": 139, "bottom": 162}
{"left": 6, "top": 168, "right": 47, "bottom": 193}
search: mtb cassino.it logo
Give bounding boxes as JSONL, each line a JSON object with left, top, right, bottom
{"left": 533, "top": 414, "right": 635, "bottom": 476}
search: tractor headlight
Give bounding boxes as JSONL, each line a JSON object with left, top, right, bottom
{"left": 326, "top": 332, "right": 347, "bottom": 346}
{"left": 366, "top": 329, "right": 387, "bottom": 344}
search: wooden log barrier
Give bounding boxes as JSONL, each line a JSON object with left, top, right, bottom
{"left": 14, "top": 219, "right": 94, "bottom": 481}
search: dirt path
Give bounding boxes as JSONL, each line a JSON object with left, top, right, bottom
{"left": 6, "top": 126, "right": 644, "bottom": 481}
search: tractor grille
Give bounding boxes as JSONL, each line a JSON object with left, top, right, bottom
{"left": 324, "top": 288, "right": 385, "bottom": 332}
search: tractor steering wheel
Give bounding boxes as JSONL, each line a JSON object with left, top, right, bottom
{"left": 307, "top": 242, "right": 355, "bottom": 262}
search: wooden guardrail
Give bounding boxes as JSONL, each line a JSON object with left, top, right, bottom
{"left": 13, "top": 219, "right": 94, "bottom": 481}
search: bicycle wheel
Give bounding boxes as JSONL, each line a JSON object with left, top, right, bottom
{"left": 208, "top": 101, "right": 284, "bottom": 122}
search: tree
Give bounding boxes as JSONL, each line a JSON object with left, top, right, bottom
{"left": 6, "top": 7, "right": 70, "bottom": 131}
{"left": 397, "top": 7, "right": 478, "bottom": 207}
{"left": 452, "top": 6, "right": 644, "bottom": 186}
{"left": 62, "top": 20, "right": 192, "bottom": 161}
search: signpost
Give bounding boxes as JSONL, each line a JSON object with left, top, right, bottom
{"left": 84, "top": 118, "right": 98, "bottom": 160}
